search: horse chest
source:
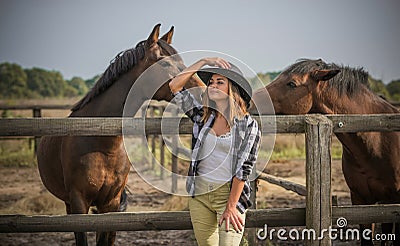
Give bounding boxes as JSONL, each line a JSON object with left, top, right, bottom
{"left": 342, "top": 150, "right": 399, "bottom": 203}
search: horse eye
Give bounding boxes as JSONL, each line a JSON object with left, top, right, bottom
{"left": 287, "top": 81, "right": 297, "bottom": 88}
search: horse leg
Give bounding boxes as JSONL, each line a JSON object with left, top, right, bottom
{"left": 395, "top": 223, "right": 400, "bottom": 246}
{"left": 95, "top": 194, "right": 122, "bottom": 246}
{"left": 69, "top": 190, "right": 90, "bottom": 246}
{"left": 65, "top": 202, "right": 88, "bottom": 246}
{"left": 380, "top": 223, "right": 395, "bottom": 245}
{"left": 350, "top": 191, "right": 375, "bottom": 246}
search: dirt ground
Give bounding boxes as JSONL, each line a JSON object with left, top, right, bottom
{"left": 0, "top": 158, "right": 356, "bottom": 245}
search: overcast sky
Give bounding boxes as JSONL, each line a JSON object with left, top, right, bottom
{"left": 0, "top": 0, "right": 399, "bottom": 83}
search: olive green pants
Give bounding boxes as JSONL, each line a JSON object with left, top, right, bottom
{"left": 189, "top": 181, "right": 246, "bottom": 246}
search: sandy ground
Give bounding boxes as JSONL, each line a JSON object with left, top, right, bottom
{"left": 0, "top": 159, "right": 355, "bottom": 245}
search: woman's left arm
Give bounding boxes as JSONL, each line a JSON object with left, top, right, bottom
{"left": 218, "top": 177, "right": 245, "bottom": 232}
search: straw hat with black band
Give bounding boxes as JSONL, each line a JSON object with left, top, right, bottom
{"left": 197, "top": 63, "right": 252, "bottom": 108}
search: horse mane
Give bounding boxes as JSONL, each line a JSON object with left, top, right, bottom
{"left": 284, "top": 58, "right": 369, "bottom": 97}
{"left": 71, "top": 39, "right": 178, "bottom": 112}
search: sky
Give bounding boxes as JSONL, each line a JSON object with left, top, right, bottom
{"left": 0, "top": 0, "right": 399, "bottom": 84}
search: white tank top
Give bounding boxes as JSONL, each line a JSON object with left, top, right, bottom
{"left": 197, "top": 130, "right": 233, "bottom": 183}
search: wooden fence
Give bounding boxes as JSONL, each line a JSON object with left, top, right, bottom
{"left": 0, "top": 114, "right": 400, "bottom": 245}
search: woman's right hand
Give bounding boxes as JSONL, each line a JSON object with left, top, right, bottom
{"left": 169, "top": 57, "right": 231, "bottom": 94}
{"left": 201, "top": 57, "right": 231, "bottom": 69}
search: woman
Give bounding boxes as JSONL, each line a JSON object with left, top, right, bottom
{"left": 169, "top": 57, "right": 261, "bottom": 246}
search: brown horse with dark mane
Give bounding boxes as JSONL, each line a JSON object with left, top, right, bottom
{"left": 250, "top": 59, "right": 400, "bottom": 245}
{"left": 37, "top": 24, "right": 198, "bottom": 246}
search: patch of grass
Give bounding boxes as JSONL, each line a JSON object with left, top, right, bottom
{"left": 160, "top": 195, "right": 188, "bottom": 211}
{"left": 0, "top": 139, "right": 36, "bottom": 167}
{"left": 265, "top": 134, "right": 343, "bottom": 161}
{"left": 0, "top": 192, "right": 65, "bottom": 215}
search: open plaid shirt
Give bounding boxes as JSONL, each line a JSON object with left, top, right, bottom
{"left": 172, "top": 88, "right": 261, "bottom": 213}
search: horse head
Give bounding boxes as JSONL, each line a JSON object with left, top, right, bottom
{"left": 250, "top": 59, "right": 340, "bottom": 115}
{"left": 71, "top": 24, "right": 196, "bottom": 116}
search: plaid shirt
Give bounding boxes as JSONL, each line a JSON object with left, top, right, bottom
{"left": 172, "top": 88, "right": 261, "bottom": 213}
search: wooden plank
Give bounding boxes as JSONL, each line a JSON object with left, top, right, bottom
{"left": 0, "top": 114, "right": 399, "bottom": 137}
{"left": 32, "top": 108, "right": 41, "bottom": 154}
{"left": 260, "top": 115, "right": 305, "bottom": 133}
{"left": 0, "top": 104, "right": 72, "bottom": 110}
{"left": 319, "top": 116, "right": 333, "bottom": 246}
{"left": 170, "top": 108, "right": 179, "bottom": 193}
{"left": 305, "top": 115, "right": 322, "bottom": 245}
{"left": 0, "top": 205, "right": 398, "bottom": 233}
{"left": 1, "top": 102, "right": 398, "bottom": 111}
{"left": 257, "top": 172, "right": 307, "bottom": 196}
{"left": 0, "top": 118, "right": 124, "bottom": 136}
{"left": 305, "top": 114, "right": 333, "bottom": 246}
{"left": 332, "top": 205, "right": 400, "bottom": 224}
{"left": 327, "top": 114, "right": 400, "bottom": 132}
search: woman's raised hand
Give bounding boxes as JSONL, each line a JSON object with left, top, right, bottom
{"left": 169, "top": 57, "right": 231, "bottom": 93}
{"left": 201, "top": 57, "right": 231, "bottom": 69}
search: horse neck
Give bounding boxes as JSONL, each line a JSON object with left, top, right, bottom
{"left": 313, "top": 83, "right": 399, "bottom": 115}
{"left": 314, "top": 83, "right": 399, "bottom": 157}
{"left": 71, "top": 69, "right": 148, "bottom": 117}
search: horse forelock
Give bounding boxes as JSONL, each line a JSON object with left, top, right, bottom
{"left": 72, "top": 39, "right": 178, "bottom": 112}
{"left": 283, "top": 59, "right": 370, "bottom": 97}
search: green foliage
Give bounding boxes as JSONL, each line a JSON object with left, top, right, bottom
{"left": 0, "top": 62, "right": 98, "bottom": 99}
{"left": 0, "top": 63, "right": 28, "bottom": 98}
{"left": 85, "top": 75, "right": 101, "bottom": 90}
{"left": 0, "top": 140, "right": 36, "bottom": 167}
{"left": 0, "top": 60, "right": 399, "bottom": 103}
{"left": 368, "top": 76, "right": 390, "bottom": 99}
{"left": 387, "top": 80, "right": 400, "bottom": 101}
{"left": 25, "top": 68, "right": 67, "bottom": 97}
{"left": 68, "top": 77, "right": 88, "bottom": 95}
{"left": 248, "top": 71, "right": 281, "bottom": 90}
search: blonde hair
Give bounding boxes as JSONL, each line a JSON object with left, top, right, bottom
{"left": 201, "top": 78, "right": 248, "bottom": 126}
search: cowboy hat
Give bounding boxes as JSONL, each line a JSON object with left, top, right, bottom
{"left": 197, "top": 63, "right": 252, "bottom": 107}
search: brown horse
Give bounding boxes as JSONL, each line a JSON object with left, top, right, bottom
{"left": 37, "top": 24, "right": 197, "bottom": 246}
{"left": 250, "top": 59, "right": 400, "bottom": 245}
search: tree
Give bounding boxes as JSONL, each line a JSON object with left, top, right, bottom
{"left": 68, "top": 77, "right": 88, "bottom": 95}
{"left": 25, "top": 68, "right": 68, "bottom": 98}
{"left": 387, "top": 80, "right": 400, "bottom": 101}
{"left": 0, "top": 63, "right": 28, "bottom": 98}
{"left": 248, "top": 71, "right": 282, "bottom": 90}
{"left": 85, "top": 75, "right": 101, "bottom": 90}
{"left": 368, "top": 76, "right": 390, "bottom": 99}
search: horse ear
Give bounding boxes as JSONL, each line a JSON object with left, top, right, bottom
{"left": 146, "top": 23, "right": 161, "bottom": 47}
{"left": 161, "top": 26, "right": 174, "bottom": 44}
{"left": 313, "top": 69, "right": 340, "bottom": 82}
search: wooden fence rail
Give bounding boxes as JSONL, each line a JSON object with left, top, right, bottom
{"left": 1, "top": 205, "right": 399, "bottom": 233}
{"left": 0, "top": 114, "right": 400, "bottom": 136}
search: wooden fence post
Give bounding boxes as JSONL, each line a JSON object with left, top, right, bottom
{"left": 32, "top": 107, "right": 41, "bottom": 154}
{"left": 158, "top": 106, "right": 165, "bottom": 180}
{"left": 141, "top": 105, "right": 148, "bottom": 164}
{"left": 246, "top": 174, "right": 258, "bottom": 245}
{"left": 150, "top": 106, "right": 156, "bottom": 170}
{"left": 305, "top": 114, "right": 333, "bottom": 246}
{"left": 171, "top": 107, "right": 179, "bottom": 193}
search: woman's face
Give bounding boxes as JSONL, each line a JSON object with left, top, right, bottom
{"left": 207, "top": 74, "right": 229, "bottom": 102}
